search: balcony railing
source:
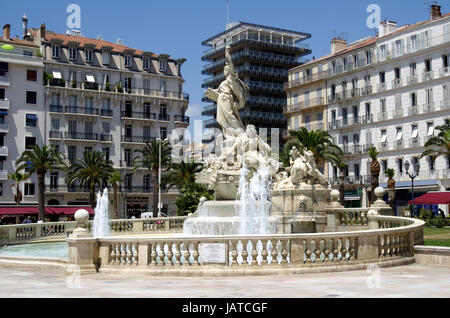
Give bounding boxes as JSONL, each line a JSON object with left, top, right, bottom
{"left": 0, "top": 123, "right": 9, "bottom": 133}
{"left": 0, "top": 170, "right": 8, "bottom": 181}
{"left": 100, "top": 109, "right": 113, "bottom": 117}
{"left": 392, "top": 79, "right": 402, "bottom": 89}
{"left": 284, "top": 97, "right": 325, "bottom": 114}
{"left": 440, "top": 67, "right": 450, "bottom": 77}
{"left": 0, "top": 99, "right": 9, "bottom": 109}
{"left": 121, "top": 111, "right": 156, "bottom": 120}
{"left": 64, "top": 132, "right": 99, "bottom": 141}
{"left": 343, "top": 145, "right": 362, "bottom": 155}
{"left": 0, "top": 75, "right": 10, "bottom": 86}
{"left": 0, "top": 146, "right": 8, "bottom": 157}
{"left": 100, "top": 134, "right": 113, "bottom": 142}
{"left": 377, "top": 83, "right": 387, "bottom": 92}
{"left": 65, "top": 106, "right": 99, "bottom": 116}
{"left": 49, "top": 105, "right": 63, "bottom": 113}
{"left": 159, "top": 114, "right": 170, "bottom": 121}
{"left": 121, "top": 136, "right": 156, "bottom": 144}
{"left": 46, "top": 80, "right": 189, "bottom": 101}
{"left": 378, "top": 142, "right": 389, "bottom": 152}
{"left": 174, "top": 115, "right": 190, "bottom": 124}
{"left": 407, "top": 74, "right": 419, "bottom": 85}
{"left": 422, "top": 70, "right": 434, "bottom": 82}
{"left": 49, "top": 131, "right": 63, "bottom": 139}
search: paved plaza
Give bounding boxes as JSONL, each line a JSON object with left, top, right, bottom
{"left": 0, "top": 264, "right": 448, "bottom": 298}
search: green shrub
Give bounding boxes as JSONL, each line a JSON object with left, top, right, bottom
{"left": 419, "top": 208, "right": 433, "bottom": 221}
{"left": 430, "top": 216, "right": 445, "bottom": 228}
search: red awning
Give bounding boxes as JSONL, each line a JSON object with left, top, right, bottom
{"left": 408, "top": 192, "right": 450, "bottom": 205}
{"left": 0, "top": 206, "right": 94, "bottom": 216}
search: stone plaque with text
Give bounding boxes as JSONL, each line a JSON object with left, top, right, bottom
{"left": 201, "top": 243, "right": 227, "bottom": 265}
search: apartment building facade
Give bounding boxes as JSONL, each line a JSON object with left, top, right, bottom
{"left": 201, "top": 22, "right": 311, "bottom": 146}
{"left": 285, "top": 5, "right": 450, "bottom": 211}
{"left": 0, "top": 18, "right": 190, "bottom": 218}
{"left": 0, "top": 23, "right": 45, "bottom": 205}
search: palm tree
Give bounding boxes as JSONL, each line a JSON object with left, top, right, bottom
{"left": 66, "top": 150, "right": 114, "bottom": 207}
{"left": 107, "top": 171, "right": 122, "bottom": 219}
{"left": 421, "top": 119, "right": 450, "bottom": 163}
{"left": 368, "top": 147, "right": 380, "bottom": 204}
{"left": 162, "top": 160, "right": 204, "bottom": 191}
{"left": 284, "top": 128, "right": 343, "bottom": 166}
{"left": 385, "top": 168, "right": 396, "bottom": 212}
{"left": 133, "top": 140, "right": 172, "bottom": 214}
{"left": 16, "top": 145, "right": 65, "bottom": 221}
{"left": 8, "top": 170, "right": 29, "bottom": 205}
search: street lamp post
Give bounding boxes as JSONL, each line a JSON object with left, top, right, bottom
{"left": 157, "top": 138, "right": 162, "bottom": 218}
{"left": 404, "top": 160, "right": 420, "bottom": 217}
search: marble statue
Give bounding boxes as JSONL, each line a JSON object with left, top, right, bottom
{"left": 205, "top": 46, "right": 247, "bottom": 141}
{"left": 275, "top": 147, "right": 329, "bottom": 189}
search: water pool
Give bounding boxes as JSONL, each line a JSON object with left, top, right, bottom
{"left": 0, "top": 242, "right": 68, "bottom": 261}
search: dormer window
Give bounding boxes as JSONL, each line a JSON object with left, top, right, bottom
{"left": 159, "top": 58, "right": 167, "bottom": 72}
{"left": 85, "top": 48, "right": 93, "bottom": 63}
{"left": 143, "top": 57, "right": 151, "bottom": 70}
{"left": 52, "top": 45, "right": 60, "bottom": 59}
{"left": 69, "top": 46, "right": 77, "bottom": 61}
{"left": 102, "top": 50, "right": 110, "bottom": 65}
{"left": 125, "top": 54, "right": 132, "bottom": 68}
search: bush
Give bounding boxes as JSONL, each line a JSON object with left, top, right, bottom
{"left": 429, "top": 216, "right": 445, "bottom": 228}
{"left": 419, "top": 208, "right": 433, "bottom": 221}
{"left": 175, "top": 183, "right": 214, "bottom": 217}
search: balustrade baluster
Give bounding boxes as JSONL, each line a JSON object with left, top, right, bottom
{"left": 167, "top": 242, "right": 174, "bottom": 265}
{"left": 281, "top": 240, "right": 289, "bottom": 265}
{"left": 158, "top": 243, "right": 165, "bottom": 267}
{"left": 261, "top": 240, "right": 269, "bottom": 265}
{"left": 341, "top": 238, "right": 348, "bottom": 261}
{"left": 150, "top": 243, "right": 157, "bottom": 266}
{"left": 230, "top": 240, "right": 239, "bottom": 266}
{"left": 183, "top": 242, "right": 191, "bottom": 266}
{"left": 174, "top": 242, "right": 182, "bottom": 266}
{"left": 133, "top": 243, "right": 138, "bottom": 265}
{"left": 271, "top": 240, "right": 278, "bottom": 265}
{"left": 110, "top": 243, "right": 116, "bottom": 265}
{"left": 193, "top": 242, "right": 200, "bottom": 266}
{"left": 127, "top": 243, "right": 132, "bottom": 266}
{"left": 305, "top": 239, "right": 312, "bottom": 264}
{"left": 242, "top": 240, "right": 249, "bottom": 266}
{"left": 323, "top": 239, "right": 331, "bottom": 263}
{"left": 251, "top": 241, "right": 258, "bottom": 266}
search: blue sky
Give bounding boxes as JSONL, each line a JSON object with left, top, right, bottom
{"left": 0, "top": 0, "right": 443, "bottom": 136}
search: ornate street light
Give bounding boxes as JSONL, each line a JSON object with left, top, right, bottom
{"left": 404, "top": 160, "right": 421, "bottom": 217}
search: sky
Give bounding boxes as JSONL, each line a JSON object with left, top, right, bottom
{"left": 0, "top": 0, "right": 445, "bottom": 137}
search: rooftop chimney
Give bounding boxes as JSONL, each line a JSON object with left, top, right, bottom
{"left": 22, "top": 14, "right": 28, "bottom": 39}
{"left": 430, "top": 4, "right": 442, "bottom": 20}
{"left": 379, "top": 20, "right": 398, "bottom": 37}
{"left": 40, "top": 23, "right": 46, "bottom": 39}
{"left": 331, "top": 38, "right": 347, "bottom": 55}
{"left": 3, "top": 24, "right": 11, "bottom": 40}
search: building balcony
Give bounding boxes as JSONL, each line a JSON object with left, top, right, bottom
{"left": 0, "top": 74, "right": 10, "bottom": 86}
{"left": 378, "top": 142, "right": 390, "bottom": 152}
{"left": 49, "top": 105, "right": 63, "bottom": 113}
{"left": 440, "top": 67, "right": 450, "bottom": 77}
{"left": 248, "top": 81, "right": 285, "bottom": 93}
{"left": 392, "top": 79, "right": 402, "bottom": 89}
{"left": 46, "top": 80, "right": 189, "bottom": 102}
{"left": 100, "top": 109, "right": 113, "bottom": 117}
{"left": 284, "top": 97, "right": 325, "bottom": 114}
{"left": 247, "top": 96, "right": 285, "bottom": 108}
{"left": 285, "top": 71, "right": 328, "bottom": 90}
{"left": 121, "top": 136, "right": 156, "bottom": 144}
{"left": 174, "top": 115, "right": 190, "bottom": 124}
{"left": 359, "top": 85, "right": 372, "bottom": 96}
{"left": 100, "top": 134, "right": 113, "bottom": 142}
{"left": 441, "top": 99, "right": 450, "bottom": 110}
{"left": 202, "top": 36, "right": 310, "bottom": 60}
{"left": 49, "top": 131, "right": 63, "bottom": 139}
{"left": 159, "top": 114, "right": 170, "bottom": 122}
{"left": 64, "top": 132, "right": 99, "bottom": 142}
{"left": 65, "top": 106, "right": 99, "bottom": 117}
{"left": 121, "top": 111, "right": 156, "bottom": 121}
{"left": 240, "top": 111, "right": 286, "bottom": 124}
{"left": 0, "top": 146, "right": 8, "bottom": 157}
{"left": 328, "top": 88, "right": 359, "bottom": 104}
{"left": 393, "top": 108, "right": 404, "bottom": 119}
{"left": 120, "top": 186, "right": 154, "bottom": 194}
{"left": 204, "top": 118, "right": 219, "bottom": 129}
{"left": 343, "top": 145, "right": 362, "bottom": 155}
{"left": 0, "top": 170, "right": 8, "bottom": 181}
{"left": 409, "top": 137, "right": 422, "bottom": 148}
{"left": 0, "top": 123, "right": 9, "bottom": 133}
{"left": 393, "top": 139, "right": 405, "bottom": 150}
{"left": 407, "top": 74, "right": 419, "bottom": 85}
{"left": 377, "top": 83, "right": 387, "bottom": 92}
{"left": 0, "top": 99, "right": 9, "bottom": 110}
{"left": 422, "top": 70, "right": 434, "bottom": 82}
{"left": 202, "top": 104, "right": 216, "bottom": 116}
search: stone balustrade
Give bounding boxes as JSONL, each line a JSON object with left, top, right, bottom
{"left": 0, "top": 217, "right": 189, "bottom": 245}
{"left": 67, "top": 215, "right": 424, "bottom": 276}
